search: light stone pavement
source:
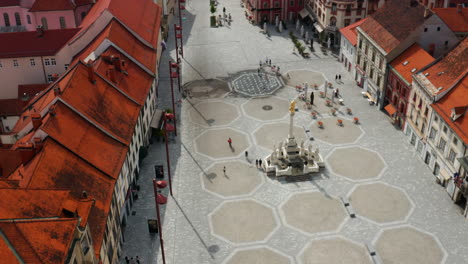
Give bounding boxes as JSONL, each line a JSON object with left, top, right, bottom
{"left": 121, "top": 0, "right": 468, "bottom": 263}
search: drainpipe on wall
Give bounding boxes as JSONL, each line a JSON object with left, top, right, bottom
{"left": 40, "top": 56, "right": 47, "bottom": 83}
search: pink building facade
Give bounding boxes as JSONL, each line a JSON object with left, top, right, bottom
{"left": 0, "top": 0, "right": 94, "bottom": 32}
{"left": 244, "top": 0, "right": 305, "bottom": 24}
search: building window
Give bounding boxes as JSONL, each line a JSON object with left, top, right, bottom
{"left": 44, "top": 59, "right": 50, "bottom": 66}
{"left": 14, "top": 12, "right": 21, "bottom": 26}
{"left": 429, "top": 127, "right": 437, "bottom": 140}
{"left": 377, "top": 76, "right": 381, "bottom": 87}
{"left": 421, "top": 122, "right": 425, "bottom": 134}
{"left": 372, "top": 51, "right": 376, "bottom": 62}
{"left": 424, "top": 27, "right": 427, "bottom": 32}
{"left": 330, "top": 16, "right": 337, "bottom": 26}
{"left": 331, "top": 3, "right": 337, "bottom": 12}
{"left": 344, "top": 19, "right": 351, "bottom": 26}
{"left": 3, "top": 13, "right": 10, "bottom": 26}
{"left": 437, "top": 26, "right": 440, "bottom": 31}
{"left": 443, "top": 125, "right": 448, "bottom": 134}
{"left": 448, "top": 149, "right": 456, "bottom": 163}
{"left": 434, "top": 116, "right": 438, "bottom": 123}
{"left": 59, "top": 17, "right": 66, "bottom": 29}
{"left": 13, "top": 60, "right": 19, "bottom": 67}
{"left": 30, "top": 59, "right": 35, "bottom": 66}
{"left": 41, "top": 17, "right": 48, "bottom": 30}
{"left": 453, "top": 137, "right": 458, "bottom": 146}
{"left": 370, "top": 68, "right": 374, "bottom": 79}
{"left": 64, "top": 64, "right": 69, "bottom": 70}
{"left": 438, "top": 138, "right": 446, "bottom": 152}
{"left": 0, "top": 61, "right": 2, "bottom": 68}
{"left": 345, "top": 4, "right": 351, "bottom": 16}
{"left": 444, "top": 40, "right": 448, "bottom": 46}
{"left": 359, "top": 39, "right": 362, "bottom": 49}
{"left": 290, "top": 0, "right": 294, "bottom": 7}
{"left": 51, "top": 58, "right": 56, "bottom": 65}
{"left": 264, "top": 2, "right": 268, "bottom": 8}
{"left": 410, "top": 133, "right": 416, "bottom": 145}
{"left": 275, "top": 1, "right": 280, "bottom": 7}
{"left": 47, "top": 74, "right": 53, "bottom": 82}
{"left": 27, "top": 15, "right": 31, "bottom": 24}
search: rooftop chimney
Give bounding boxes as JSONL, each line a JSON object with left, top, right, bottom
{"left": 36, "top": 25, "right": 44, "bottom": 37}
{"left": 458, "top": 4, "right": 462, "bottom": 13}
{"left": 31, "top": 113, "right": 42, "bottom": 130}
{"left": 87, "top": 63, "right": 96, "bottom": 84}
{"left": 424, "top": 8, "right": 431, "bottom": 18}
{"left": 18, "top": 143, "right": 35, "bottom": 165}
{"left": 82, "top": 191, "right": 88, "bottom": 199}
{"left": 33, "top": 137, "right": 43, "bottom": 152}
{"left": 49, "top": 105, "right": 56, "bottom": 117}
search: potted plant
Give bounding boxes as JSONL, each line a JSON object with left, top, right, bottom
{"left": 314, "top": 84, "right": 318, "bottom": 90}
{"left": 320, "top": 91, "right": 325, "bottom": 98}
{"left": 326, "top": 99, "right": 331, "bottom": 106}
{"left": 331, "top": 108, "right": 336, "bottom": 115}
{"left": 337, "top": 119, "right": 343, "bottom": 126}
{"left": 347, "top": 108, "right": 352, "bottom": 114}
{"left": 311, "top": 111, "right": 317, "bottom": 119}
{"left": 354, "top": 117, "right": 359, "bottom": 124}
{"left": 318, "top": 121, "right": 324, "bottom": 128}
{"left": 210, "top": 4, "right": 217, "bottom": 27}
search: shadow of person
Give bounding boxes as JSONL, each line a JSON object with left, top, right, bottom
{"left": 230, "top": 146, "right": 236, "bottom": 152}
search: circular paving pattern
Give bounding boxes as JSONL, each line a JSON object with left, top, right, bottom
{"left": 254, "top": 123, "right": 307, "bottom": 150}
{"left": 376, "top": 227, "right": 445, "bottom": 264}
{"left": 300, "top": 238, "right": 372, "bottom": 264}
{"left": 210, "top": 200, "right": 277, "bottom": 244}
{"left": 202, "top": 161, "right": 263, "bottom": 197}
{"left": 350, "top": 183, "right": 412, "bottom": 223}
{"left": 189, "top": 101, "right": 239, "bottom": 126}
{"left": 231, "top": 71, "right": 283, "bottom": 96}
{"left": 327, "top": 147, "right": 385, "bottom": 181}
{"left": 243, "top": 97, "right": 289, "bottom": 121}
{"left": 225, "top": 247, "right": 291, "bottom": 264}
{"left": 310, "top": 117, "right": 363, "bottom": 144}
{"left": 280, "top": 192, "right": 347, "bottom": 234}
{"left": 195, "top": 128, "right": 249, "bottom": 159}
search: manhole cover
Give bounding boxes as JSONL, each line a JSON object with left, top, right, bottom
{"left": 262, "top": 105, "right": 273, "bottom": 111}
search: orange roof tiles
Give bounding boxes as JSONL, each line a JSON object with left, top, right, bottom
{"left": 58, "top": 62, "right": 141, "bottom": 143}
{"left": 423, "top": 38, "right": 468, "bottom": 93}
{"left": 359, "top": 0, "right": 428, "bottom": 53}
{"left": 390, "top": 44, "right": 435, "bottom": 83}
{"left": 339, "top": 18, "right": 368, "bottom": 46}
{"left": 433, "top": 7, "right": 468, "bottom": 32}
{"left": 19, "top": 138, "right": 114, "bottom": 260}
{"left": 432, "top": 76, "right": 468, "bottom": 144}
{"left": 42, "top": 100, "right": 128, "bottom": 178}
{"left": 0, "top": 237, "right": 21, "bottom": 264}
{"left": 0, "top": 149, "right": 22, "bottom": 177}
{"left": 0, "top": 28, "right": 80, "bottom": 58}
{"left": 78, "top": 0, "right": 162, "bottom": 48}
{"left": 0, "top": 219, "right": 77, "bottom": 263}
{"left": 0, "top": 99, "right": 21, "bottom": 116}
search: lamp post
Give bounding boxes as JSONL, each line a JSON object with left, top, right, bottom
{"left": 162, "top": 112, "right": 175, "bottom": 196}
{"left": 152, "top": 178, "right": 168, "bottom": 264}
{"left": 168, "top": 62, "right": 178, "bottom": 136}
{"left": 170, "top": 62, "right": 181, "bottom": 93}
{"left": 174, "top": 24, "right": 183, "bottom": 58}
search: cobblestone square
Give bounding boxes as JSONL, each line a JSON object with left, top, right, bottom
{"left": 120, "top": 0, "right": 468, "bottom": 263}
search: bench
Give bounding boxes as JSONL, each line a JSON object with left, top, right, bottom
{"left": 366, "top": 244, "right": 384, "bottom": 264}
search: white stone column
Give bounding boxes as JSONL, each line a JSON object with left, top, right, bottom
{"left": 289, "top": 112, "right": 294, "bottom": 139}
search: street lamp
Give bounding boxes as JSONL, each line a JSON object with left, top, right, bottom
{"left": 171, "top": 62, "right": 181, "bottom": 93}
{"left": 162, "top": 112, "right": 175, "bottom": 196}
{"left": 152, "top": 178, "right": 168, "bottom": 264}
{"left": 174, "top": 24, "right": 183, "bottom": 58}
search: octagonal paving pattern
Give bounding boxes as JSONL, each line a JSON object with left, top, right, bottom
{"left": 210, "top": 200, "right": 278, "bottom": 244}
{"left": 202, "top": 161, "right": 263, "bottom": 197}
{"left": 231, "top": 71, "right": 283, "bottom": 96}
{"left": 195, "top": 128, "right": 249, "bottom": 159}
{"left": 300, "top": 238, "right": 372, "bottom": 264}
{"left": 280, "top": 192, "right": 347, "bottom": 234}
{"left": 375, "top": 227, "right": 445, "bottom": 264}
{"left": 350, "top": 183, "right": 412, "bottom": 223}
{"left": 225, "top": 247, "right": 291, "bottom": 264}
{"left": 254, "top": 123, "right": 307, "bottom": 151}
{"left": 242, "top": 97, "right": 289, "bottom": 121}
{"left": 189, "top": 101, "right": 239, "bottom": 126}
{"left": 310, "top": 117, "right": 363, "bottom": 144}
{"left": 327, "top": 147, "right": 385, "bottom": 181}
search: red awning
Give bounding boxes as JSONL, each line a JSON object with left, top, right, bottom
{"left": 384, "top": 104, "right": 397, "bottom": 116}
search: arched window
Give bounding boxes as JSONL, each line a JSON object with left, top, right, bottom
{"left": 41, "top": 17, "right": 48, "bottom": 30}
{"left": 330, "top": 16, "right": 337, "bottom": 26}
{"left": 3, "top": 13, "right": 10, "bottom": 26}
{"left": 81, "top": 12, "right": 86, "bottom": 20}
{"left": 27, "top": 15, "right": 31, "bottom": 24}
{"left": 14, "top": 12, "right": 21, "bottom": 26}
{"left": 59, "top": 17, "right": 66, "bottom": 29}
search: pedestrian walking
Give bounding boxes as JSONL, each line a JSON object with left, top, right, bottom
{"left": 257, "top": 68, "right": 260, "bottom": 74}
{"left": 277, "top": 66, "right": 280, "bottom": 73}
{"left": 269, "top": 59, "right": 271, "bottom": 66}
{"left": 245, "top": 151, "right": 248, "bottom": 158}
{"left": 256, "top": 159, "right": 259, "bottom": 167}
{"left": 125, "top": 256, "right": 130, "bottom": 264}
{"left": 260, "top": 60, "right": 262, "bottom": 67}
{"left": 335, "top": 75, "right": 337, "bottom": 80}
{"left": 136, "top": 256, "right": 141, "bottom": 264}
{"left": 228, "top": 137, "right": 232, "bottom": 147}
{"left": 259, "top": 159, "right": 262, "bottom": 167}
{"left": 334, "top": 88, "right": 339, "bottom": 98}
{"left": 339, "top": 74, "right": 341, "bottom": 80}
{"left": 310, "top": 92, "right": 314, "bottom": 105}
{"left": 223, "top": 166, "right": 226, "bottom": 175}
{"left": 223, "top": 7, "right": 226, "bottom": 13}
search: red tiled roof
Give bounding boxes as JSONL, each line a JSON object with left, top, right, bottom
{"left": 0, "top": 0, "right": 20, "bottom": 7}
{"left": 42, "top": 100, "right": 128, "bottom": 178}
{"left": 17, "top": 84, "right": 49, "bottom": 109}
{"left": 359, "top": 0, "right": 428, "bottom": 53}
{"left": 433, "top": 7, "right": 468, "bottom": 32}
{"left": 390, "top": 43, "right": 435, "bottom": 83}
{"left": 339, "top": 18, "right": 368, "bottom": 46}
{"left": 0, "top": 237, "right": 21, "bottom": 264}
{"left": 30, "top": 0, "right": 75, "bottom": 11}
{"left": 18, "top": 138, "right": 115, "bottom": 260}
{"left": 423, "top": 38, "right": 468, "bottom": 93}
{"left": 0, "top": 149, "right": 22, "bottom": 177}
{"left": 0, "top": 219, "right": 77, "bottom": 264}
{"left": 0, "top": 28, "right": 80, "bottom": 58}
{"left": 0, "top": 99, "right": 21, "bottom": 116}
{"left": 74, "top": 19, "right": 158, "bottom": 73}
{"left": 78, "top": 0, "right": 162, "bottom": 49}
{"left": 432, "top": 76, "right": 468, "bottom": 144}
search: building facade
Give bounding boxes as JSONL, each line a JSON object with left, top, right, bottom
{"left": 339, "top": 18, "right": 367, "bottom": 78}
{"left": 244, "top": 0, "right": 305, "bottom": 24}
